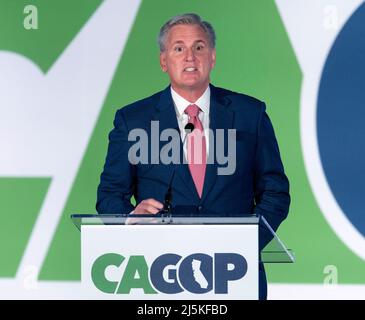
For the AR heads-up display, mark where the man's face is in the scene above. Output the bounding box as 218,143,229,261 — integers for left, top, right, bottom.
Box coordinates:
160,24,216,93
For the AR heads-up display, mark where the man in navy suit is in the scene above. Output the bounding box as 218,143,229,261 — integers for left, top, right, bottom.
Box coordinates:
96,13,290,300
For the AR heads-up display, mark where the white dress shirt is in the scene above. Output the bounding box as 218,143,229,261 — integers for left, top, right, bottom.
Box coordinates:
170,86,210,157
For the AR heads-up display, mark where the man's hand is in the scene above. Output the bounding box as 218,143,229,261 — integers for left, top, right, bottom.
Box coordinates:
125,198,163,225
134,198,163,214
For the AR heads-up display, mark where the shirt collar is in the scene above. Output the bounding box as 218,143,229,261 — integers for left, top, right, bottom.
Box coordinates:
170,85,210,117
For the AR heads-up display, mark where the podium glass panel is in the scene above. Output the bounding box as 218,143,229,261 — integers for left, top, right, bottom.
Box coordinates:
71,213,294,264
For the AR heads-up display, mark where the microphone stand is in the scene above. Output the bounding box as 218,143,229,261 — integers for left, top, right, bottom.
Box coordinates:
161,171,174,223
160,123,194,223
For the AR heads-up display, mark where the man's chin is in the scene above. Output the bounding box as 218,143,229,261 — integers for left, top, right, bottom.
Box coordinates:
180,81,208,91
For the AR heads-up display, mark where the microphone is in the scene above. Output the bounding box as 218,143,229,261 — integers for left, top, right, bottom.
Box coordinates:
161,122,195,218
184,122,194,133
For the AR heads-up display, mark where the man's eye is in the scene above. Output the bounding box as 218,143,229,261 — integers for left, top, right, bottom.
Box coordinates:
174,46,183,52
196,44,204,51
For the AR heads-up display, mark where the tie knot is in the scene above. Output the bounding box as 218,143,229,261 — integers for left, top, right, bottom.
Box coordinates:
184,104,200,118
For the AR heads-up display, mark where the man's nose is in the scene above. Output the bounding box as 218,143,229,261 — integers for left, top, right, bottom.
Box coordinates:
185,48,195,61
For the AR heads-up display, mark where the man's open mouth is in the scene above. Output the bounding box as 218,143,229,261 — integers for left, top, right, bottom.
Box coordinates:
184,67,198,72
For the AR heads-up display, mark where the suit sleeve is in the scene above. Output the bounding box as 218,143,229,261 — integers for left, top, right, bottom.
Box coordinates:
96,109,136,214
253,102,291,252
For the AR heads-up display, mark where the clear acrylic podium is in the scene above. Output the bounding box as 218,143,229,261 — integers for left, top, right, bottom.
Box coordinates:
71,213,294,299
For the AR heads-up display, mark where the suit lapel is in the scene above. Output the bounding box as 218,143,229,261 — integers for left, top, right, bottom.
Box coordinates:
200,84,234,203
153,86,200,201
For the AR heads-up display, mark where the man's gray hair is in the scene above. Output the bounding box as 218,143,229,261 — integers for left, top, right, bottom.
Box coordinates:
158,13,216,52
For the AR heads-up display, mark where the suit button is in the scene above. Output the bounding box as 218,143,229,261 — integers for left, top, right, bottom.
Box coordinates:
198,205,203,211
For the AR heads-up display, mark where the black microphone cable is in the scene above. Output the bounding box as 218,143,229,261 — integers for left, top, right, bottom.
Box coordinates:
161,122,195,220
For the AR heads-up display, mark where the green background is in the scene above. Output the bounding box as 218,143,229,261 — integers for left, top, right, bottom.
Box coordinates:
0,0,363,285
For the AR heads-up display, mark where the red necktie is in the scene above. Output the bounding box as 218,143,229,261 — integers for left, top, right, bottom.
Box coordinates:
184,104,206,198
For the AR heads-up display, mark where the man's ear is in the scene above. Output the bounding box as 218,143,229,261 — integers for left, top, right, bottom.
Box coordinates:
211,48,216,69
160,52,167,72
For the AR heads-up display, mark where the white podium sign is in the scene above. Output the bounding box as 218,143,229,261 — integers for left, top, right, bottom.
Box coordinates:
81,224,258,299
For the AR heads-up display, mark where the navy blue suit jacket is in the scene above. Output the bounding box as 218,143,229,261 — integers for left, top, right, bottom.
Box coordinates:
96,84,290,299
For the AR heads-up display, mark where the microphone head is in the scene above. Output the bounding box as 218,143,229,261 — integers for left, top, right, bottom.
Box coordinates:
184,122,195,134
